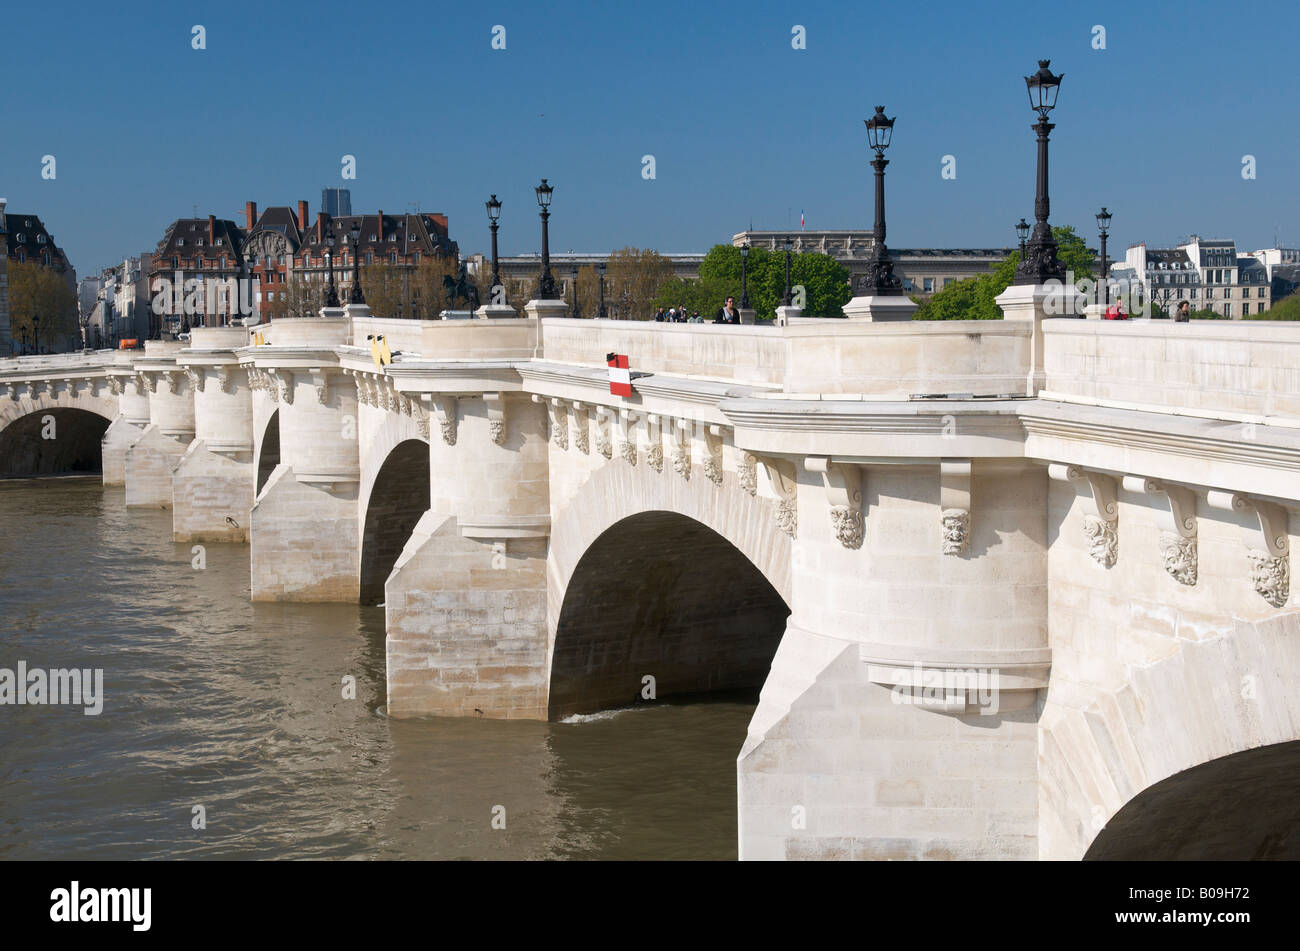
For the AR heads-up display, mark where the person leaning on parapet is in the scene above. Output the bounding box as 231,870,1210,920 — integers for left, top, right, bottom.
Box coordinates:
1104,297,1129,320
654,306,667,322
714,296,740,324
1173,299,1190,323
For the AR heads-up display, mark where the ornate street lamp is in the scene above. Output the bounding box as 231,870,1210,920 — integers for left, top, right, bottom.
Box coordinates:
322,227,341,308
1096,207,1112,307
535,179,557,299
571,266,582,318
596,261,607,319
1016,218,1030,255
486,194,503,302
347,221,365,305
782,236,794,306
1014,59,1065,285
740,242,751,309
858,105,903,295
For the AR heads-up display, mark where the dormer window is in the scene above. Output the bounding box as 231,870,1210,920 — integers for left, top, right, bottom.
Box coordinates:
197,238,205,246
15,233,24,242
37,234,46,244
370,234,377,242
178,238,185,246
389,233,397,242
216,238,223,246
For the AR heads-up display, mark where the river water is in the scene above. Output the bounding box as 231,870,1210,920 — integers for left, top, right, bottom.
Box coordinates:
0,479,752,860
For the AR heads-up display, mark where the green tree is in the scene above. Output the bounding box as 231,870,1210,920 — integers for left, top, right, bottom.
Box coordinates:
1246,291,1300,320
8,259,78,350
916,225,1095,320
651,244,851,320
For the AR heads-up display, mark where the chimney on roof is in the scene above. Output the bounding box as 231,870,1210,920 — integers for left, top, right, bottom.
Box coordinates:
316,212,325,243
297,200,309,231
245,201,257,230
377,210,384,242
208,214,216,244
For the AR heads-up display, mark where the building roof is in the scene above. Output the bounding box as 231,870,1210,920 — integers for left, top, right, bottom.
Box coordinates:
3,212,72,270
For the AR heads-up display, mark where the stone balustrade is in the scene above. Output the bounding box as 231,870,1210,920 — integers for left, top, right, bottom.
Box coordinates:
1043,318,1300,420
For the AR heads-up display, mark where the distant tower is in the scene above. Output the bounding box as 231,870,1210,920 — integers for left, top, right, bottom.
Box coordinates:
0,198,10,354
321,187,352,217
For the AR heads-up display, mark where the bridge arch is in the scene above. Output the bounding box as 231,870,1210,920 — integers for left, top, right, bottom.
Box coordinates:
0,391,116,476
256,410,280,494
547,459,792,718
1040,610,1300,859
360,438,430,606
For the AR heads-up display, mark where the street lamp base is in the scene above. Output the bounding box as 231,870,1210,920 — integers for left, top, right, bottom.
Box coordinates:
842,294,918,321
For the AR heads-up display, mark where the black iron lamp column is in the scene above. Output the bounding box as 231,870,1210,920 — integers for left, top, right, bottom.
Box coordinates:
348,221,366,305
1096,207,1112,307
859,105,903,295
571,266,582,318
323,227,341,308
1016,218,1030,256
781,236,794,306
486,194,503,302
1014,60,1065,285
596,261,607,319
740,242,751,308
33,315,41,354
535,179,557,299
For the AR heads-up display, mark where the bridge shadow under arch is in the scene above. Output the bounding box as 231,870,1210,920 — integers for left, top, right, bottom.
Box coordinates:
360,439,430,606
256,411,280,494
0,408,111,477
1084,740,1300,860
549,511,791,719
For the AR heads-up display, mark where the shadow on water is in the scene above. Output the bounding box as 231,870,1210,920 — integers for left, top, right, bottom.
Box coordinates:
0,480,752,859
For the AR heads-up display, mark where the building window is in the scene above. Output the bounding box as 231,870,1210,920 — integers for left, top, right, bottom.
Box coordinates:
903,277,915,292
15,233,25,242
1225,304,1233,317
1259,287,1266,298
37,234,46,244
923,278,934,292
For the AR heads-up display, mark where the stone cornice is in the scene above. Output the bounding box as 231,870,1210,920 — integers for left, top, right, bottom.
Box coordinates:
384,359,524,394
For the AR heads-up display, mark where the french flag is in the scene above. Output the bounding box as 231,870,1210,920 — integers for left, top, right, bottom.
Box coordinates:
607,353,631,397
800,209,805,230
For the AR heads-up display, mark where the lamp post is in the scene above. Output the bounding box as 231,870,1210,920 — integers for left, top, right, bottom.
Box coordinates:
347,221,365,305
782,236,794,306
535,179,557,299
571,266,582,318
33,315,40,355
858,105,903,295
740,243,751,308
1014,59,1065,286
1096,207,1112,307
322,227,340,308
1016,218,1030,256
596,261,607,319
486,194,503,303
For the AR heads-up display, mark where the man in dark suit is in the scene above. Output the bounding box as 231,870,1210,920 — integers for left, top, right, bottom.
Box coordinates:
714,296,740,324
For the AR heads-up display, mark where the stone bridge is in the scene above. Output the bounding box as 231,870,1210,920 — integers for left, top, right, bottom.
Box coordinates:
4,299,1300,861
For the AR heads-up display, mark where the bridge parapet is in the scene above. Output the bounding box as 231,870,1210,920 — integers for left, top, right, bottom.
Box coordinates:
1043,318,1300,421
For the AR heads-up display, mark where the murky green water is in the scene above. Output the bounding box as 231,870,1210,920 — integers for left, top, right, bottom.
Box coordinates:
0,480,751,859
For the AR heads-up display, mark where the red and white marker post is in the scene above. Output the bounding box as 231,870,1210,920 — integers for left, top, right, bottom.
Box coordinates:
607,353,631,397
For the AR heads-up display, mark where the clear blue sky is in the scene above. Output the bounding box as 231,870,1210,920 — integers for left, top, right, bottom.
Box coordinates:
3,0,1298,275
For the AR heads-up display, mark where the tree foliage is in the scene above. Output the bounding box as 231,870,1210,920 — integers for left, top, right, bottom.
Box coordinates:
8,259,78,348
1246,291,1300,320
650,244,851,320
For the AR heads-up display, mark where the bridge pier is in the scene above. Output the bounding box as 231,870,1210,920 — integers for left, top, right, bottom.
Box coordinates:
101,373,150,486
247,315,360,601
738,459,1049,860
124,343,195,508
172,328,253,542
385,391,551,718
